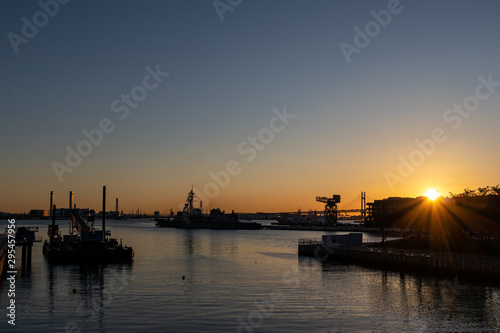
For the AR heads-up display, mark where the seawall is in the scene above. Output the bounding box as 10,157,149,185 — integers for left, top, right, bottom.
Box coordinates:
298,241,500,279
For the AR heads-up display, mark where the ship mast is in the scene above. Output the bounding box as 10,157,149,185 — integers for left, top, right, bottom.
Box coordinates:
185,185,196,214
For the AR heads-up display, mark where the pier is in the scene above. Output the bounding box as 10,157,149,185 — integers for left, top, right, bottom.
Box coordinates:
298,238,500,279
262,225,378,232
15,227,41,270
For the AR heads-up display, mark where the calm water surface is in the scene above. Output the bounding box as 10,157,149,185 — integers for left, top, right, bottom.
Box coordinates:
1,219,500,332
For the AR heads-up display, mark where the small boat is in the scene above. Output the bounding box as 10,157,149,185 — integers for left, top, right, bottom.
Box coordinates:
155,187,261,230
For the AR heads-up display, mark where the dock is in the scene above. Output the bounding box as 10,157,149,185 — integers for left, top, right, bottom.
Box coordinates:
298,238,500,279
15,227,41,270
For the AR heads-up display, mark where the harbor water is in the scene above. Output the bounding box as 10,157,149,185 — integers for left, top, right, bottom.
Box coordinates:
2,219,500,332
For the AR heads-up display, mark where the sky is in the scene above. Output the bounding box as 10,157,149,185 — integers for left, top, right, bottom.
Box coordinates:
1,0,500,214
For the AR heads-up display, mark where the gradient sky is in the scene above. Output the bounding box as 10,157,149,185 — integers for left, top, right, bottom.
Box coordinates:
1,0,500,214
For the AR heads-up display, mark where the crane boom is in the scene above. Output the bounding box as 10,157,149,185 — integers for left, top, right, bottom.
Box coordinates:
316,195,341,226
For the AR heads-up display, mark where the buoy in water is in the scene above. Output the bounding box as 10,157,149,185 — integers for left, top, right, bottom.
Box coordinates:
182,275,185,280
72,289,76,294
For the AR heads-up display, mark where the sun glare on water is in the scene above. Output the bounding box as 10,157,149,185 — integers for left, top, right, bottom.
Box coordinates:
425,188,439,200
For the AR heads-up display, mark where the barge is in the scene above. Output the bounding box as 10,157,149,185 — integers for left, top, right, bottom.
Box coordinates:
43,186,133,264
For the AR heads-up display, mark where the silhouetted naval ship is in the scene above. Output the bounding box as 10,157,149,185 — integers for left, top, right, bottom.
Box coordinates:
43,186,134,264
155,187,261,230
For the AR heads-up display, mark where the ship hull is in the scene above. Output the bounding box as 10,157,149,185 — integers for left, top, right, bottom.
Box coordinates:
43,242,134,264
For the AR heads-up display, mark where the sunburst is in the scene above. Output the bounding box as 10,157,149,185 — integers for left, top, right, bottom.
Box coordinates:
425,188,439,200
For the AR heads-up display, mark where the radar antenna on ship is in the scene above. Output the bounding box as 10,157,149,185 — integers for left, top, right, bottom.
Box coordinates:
185,185,196,214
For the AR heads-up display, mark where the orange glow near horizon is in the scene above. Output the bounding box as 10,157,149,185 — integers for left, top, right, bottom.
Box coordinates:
0,179,489,214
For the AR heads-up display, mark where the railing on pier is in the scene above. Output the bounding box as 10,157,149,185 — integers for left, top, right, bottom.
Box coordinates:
298,237,384,245
363,237,385,244
368,247,500,265
298,238,322,246
299,237,500,265
298,237,500,276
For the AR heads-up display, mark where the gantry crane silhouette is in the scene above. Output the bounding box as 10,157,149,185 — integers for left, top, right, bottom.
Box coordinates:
316,195,341,226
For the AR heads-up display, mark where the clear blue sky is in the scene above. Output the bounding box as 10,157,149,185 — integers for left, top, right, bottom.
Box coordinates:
2,0,500,213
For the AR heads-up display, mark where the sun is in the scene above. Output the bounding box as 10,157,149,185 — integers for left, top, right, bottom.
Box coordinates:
425,188,439,200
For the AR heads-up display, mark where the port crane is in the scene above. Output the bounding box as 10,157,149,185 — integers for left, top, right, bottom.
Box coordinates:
316,195,341,226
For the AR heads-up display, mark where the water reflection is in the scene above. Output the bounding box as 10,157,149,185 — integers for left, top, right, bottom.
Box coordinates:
4,220,500,332
48,265,55,319
208,231,238,257
316,260,500,331
178,229,239,257
45,263,133,332
183,229,195,255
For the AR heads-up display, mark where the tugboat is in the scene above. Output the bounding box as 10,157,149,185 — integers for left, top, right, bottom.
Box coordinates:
43,186,134,264
155,187,261,230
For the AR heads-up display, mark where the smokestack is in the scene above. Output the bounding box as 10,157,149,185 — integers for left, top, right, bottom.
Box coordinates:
51,205,56,245
69,191,74,212
50,191,54,217
102,186,106,241
361,191,366,219
116,198,118,213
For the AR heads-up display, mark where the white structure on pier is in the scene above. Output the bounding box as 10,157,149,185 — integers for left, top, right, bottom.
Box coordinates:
322,233,363,248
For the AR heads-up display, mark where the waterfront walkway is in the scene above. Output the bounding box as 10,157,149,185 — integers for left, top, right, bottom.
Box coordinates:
298,238,500,278
262,225,379,232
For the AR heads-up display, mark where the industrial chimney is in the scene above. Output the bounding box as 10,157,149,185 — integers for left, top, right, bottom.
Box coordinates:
102,186,106,241
50,191,54,217
69,191,74,213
